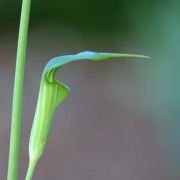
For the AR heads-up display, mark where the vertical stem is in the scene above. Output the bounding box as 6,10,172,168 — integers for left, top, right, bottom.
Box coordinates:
7,0,32,179
25,160,37,180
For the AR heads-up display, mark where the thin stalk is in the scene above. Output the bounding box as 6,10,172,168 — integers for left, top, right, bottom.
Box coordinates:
7,0,32,179
25,160,37,180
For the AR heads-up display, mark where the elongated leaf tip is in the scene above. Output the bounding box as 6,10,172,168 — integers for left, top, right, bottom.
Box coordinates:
76,51,150,60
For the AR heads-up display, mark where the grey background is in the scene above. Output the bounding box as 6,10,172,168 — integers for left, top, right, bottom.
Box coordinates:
0,0,180,179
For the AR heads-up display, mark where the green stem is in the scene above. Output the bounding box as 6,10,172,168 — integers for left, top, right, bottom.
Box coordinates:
25,160,37,180
7,0,32,179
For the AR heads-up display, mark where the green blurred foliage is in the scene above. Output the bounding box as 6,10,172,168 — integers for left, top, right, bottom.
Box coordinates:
0,0,174,34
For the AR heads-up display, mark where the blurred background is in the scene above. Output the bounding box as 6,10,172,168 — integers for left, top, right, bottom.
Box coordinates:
0,0,180,179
